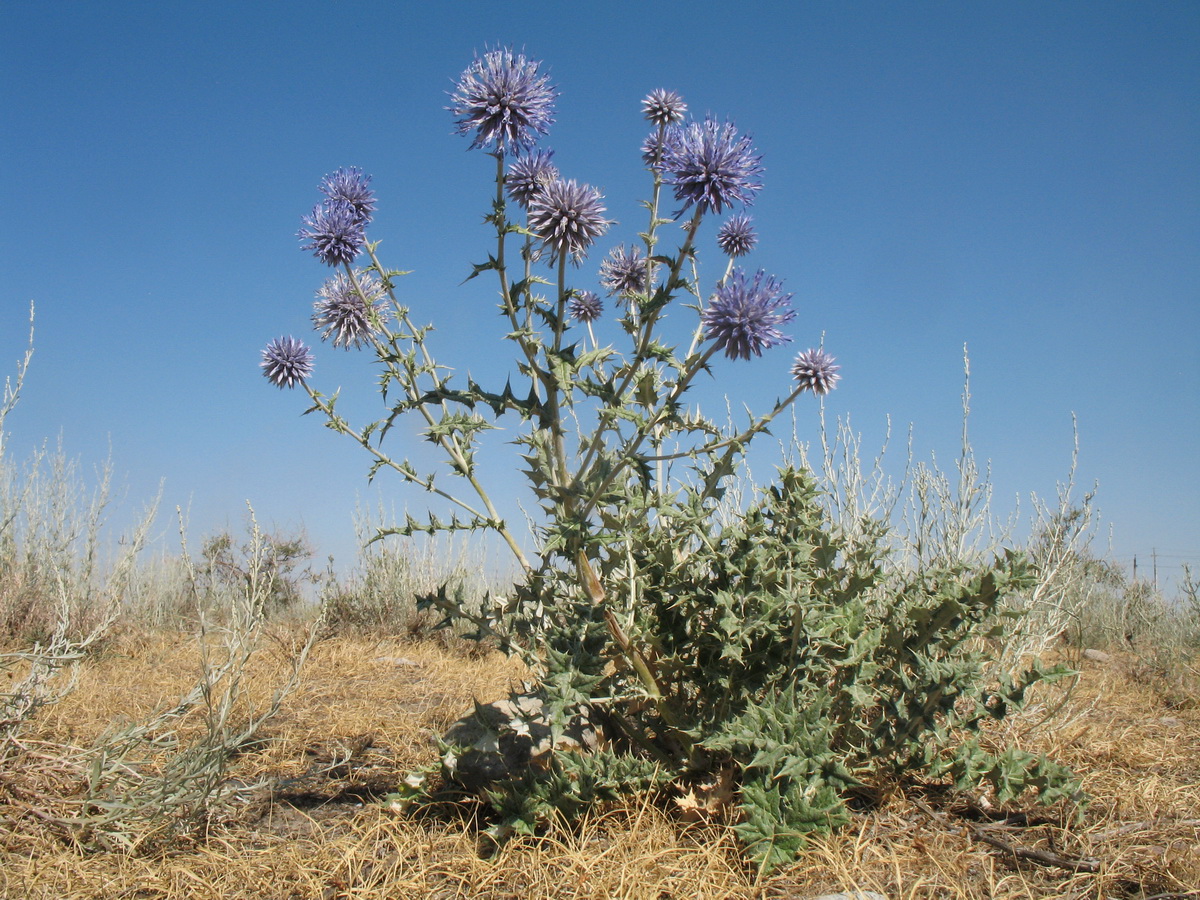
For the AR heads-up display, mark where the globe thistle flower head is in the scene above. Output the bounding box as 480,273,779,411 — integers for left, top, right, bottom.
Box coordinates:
642,88,687,126
598,244,647,296
449,48,556,152
663,117,764,217
506,150,559,209
527,178,609,262
716,214,758,258
791,348,841,395
298,201,365,267
261,336,314,389
319,167,375,225
569,290,603,323
312,271,391,349
701,268,795,361
641,126,681,172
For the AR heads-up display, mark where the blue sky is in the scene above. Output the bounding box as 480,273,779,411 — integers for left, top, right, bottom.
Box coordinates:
2,1,1197,590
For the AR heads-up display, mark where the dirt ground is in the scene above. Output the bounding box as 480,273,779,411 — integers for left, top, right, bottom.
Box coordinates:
2,631,1197,899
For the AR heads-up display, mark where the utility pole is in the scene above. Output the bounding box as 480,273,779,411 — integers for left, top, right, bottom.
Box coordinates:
1133,554,1138,582
1153,548,1158,591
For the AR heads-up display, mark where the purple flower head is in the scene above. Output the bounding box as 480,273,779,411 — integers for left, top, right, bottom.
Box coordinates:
527,178,609,262
791,348,841,395
312,270,390,349
506,150,559,209
598,244,647,296
449,48,556,152
716,214,758,258
641,126,681,172
261,336,314,389
569,290,603,323
701,268,795,360
319,167,375,225
662,117,764,217
642,89,687,126
298,201,365,267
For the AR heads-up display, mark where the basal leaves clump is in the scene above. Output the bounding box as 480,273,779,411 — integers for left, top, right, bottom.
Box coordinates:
260,48,1077,870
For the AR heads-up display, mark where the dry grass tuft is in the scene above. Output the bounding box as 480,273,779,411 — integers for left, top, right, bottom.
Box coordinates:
2,634,1197,899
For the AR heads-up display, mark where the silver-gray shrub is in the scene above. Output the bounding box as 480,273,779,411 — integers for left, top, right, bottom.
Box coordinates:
799,352,1109,677
261,50,1078,870
1,305,158,750
0,310,320,848
322,507,509,635
0,308,158,643
43,508,319,851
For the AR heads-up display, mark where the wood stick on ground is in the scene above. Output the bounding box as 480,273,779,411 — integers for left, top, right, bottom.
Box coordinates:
913,797,1100,874
1091,817,1200,842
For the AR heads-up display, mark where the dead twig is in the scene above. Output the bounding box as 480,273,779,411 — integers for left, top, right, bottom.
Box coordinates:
1090,817,1200,842
965,821,1100,873
913,797,1100,873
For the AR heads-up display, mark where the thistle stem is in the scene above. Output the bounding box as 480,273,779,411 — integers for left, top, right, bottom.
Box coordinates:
572,210,704,492
548,254,574,501
491,152,544,402
346,260,533,575
576,343,720,521
637,384,807,463
302,386,484,520
577,552,691,756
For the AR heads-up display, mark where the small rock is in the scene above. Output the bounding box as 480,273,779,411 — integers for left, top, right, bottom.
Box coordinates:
1083,648,1112,663
441,692,603,793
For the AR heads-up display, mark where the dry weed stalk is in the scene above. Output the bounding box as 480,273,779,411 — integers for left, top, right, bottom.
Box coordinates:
61,504,324,850
1,303,160,756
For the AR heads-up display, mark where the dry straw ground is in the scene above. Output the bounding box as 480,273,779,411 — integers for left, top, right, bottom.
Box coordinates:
2,631,1197,900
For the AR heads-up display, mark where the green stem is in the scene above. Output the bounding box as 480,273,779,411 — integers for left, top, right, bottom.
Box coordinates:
637,384,807,463
576,552,691,757
492,153,544,401
303,387,485,520
575,343,720,521
572,209,704,491
547,254,574,505
344,261,533,575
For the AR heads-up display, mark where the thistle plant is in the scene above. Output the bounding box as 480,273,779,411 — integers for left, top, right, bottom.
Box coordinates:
260,48,1077,869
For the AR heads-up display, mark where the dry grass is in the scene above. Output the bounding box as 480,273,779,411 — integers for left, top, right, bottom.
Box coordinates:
1,633,1197,900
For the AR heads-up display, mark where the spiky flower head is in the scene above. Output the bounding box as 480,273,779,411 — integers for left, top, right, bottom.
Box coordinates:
716,214,758,258
312,271,390,349
641,126,681,171
449,48,556,152
506,150,559,209
298,201,365,267
260,336,314,389
569,290,603,323
701,268,795,360
791,348,841,395
662,117,764,217
527,178,609,262
319,167,375,225
598,244,647,296
642,89,687,126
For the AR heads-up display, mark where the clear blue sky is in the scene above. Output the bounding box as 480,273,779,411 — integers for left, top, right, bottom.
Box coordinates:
2,1,1197,589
